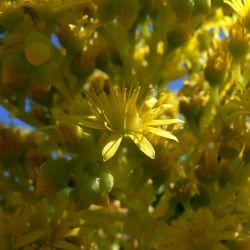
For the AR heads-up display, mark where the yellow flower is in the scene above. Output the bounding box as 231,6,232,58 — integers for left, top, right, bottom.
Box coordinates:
165,208,235,250
64,84,183,161
224,0,250,31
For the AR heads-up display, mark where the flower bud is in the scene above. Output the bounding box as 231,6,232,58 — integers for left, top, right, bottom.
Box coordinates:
204,41,231,86
194,149,221,183
24,32,52,66
171,178,195,202
56,123,84,150
70,53,95,79
99,171,114,193
36,160,70,196
179,95,204,121
229,21,249,61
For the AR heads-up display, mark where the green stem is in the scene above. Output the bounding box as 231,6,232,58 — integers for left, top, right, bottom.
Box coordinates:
234,63,245,89
210,86,220,106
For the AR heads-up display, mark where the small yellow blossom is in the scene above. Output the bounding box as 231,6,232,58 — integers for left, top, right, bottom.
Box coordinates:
165,208,235,250
65,84,183,161
224,0,250,31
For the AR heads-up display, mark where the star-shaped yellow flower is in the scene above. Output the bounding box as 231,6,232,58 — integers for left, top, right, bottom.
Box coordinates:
225,0,250,31
64,84,183,161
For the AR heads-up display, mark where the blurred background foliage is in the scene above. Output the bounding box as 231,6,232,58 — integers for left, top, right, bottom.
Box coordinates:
0,0,250,249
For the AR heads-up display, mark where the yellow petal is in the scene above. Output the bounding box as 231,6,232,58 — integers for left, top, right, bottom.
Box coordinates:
224,0,242,15
129,134,155,159
146,119,184,126
146,127,179,142
61,115,106,130
102,135,123,161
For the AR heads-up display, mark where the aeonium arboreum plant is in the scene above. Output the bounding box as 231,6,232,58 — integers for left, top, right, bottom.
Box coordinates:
60,84,184,161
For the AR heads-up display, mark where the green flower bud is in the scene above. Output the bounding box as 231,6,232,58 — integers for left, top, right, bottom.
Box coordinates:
229,21,249,61
36,160,70,196
179,95,204,121
83,162,114,193
56,123,84,150
171,178,194,202
24,32,52,66
70,53,95,79
57,20,88,54
194,150,221,183
204,41,231,86
99,171,114,193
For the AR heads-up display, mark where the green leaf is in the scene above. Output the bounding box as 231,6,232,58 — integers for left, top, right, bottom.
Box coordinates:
102,135,123,161
16,230,45,247
36,160,70,196
53,240,79,250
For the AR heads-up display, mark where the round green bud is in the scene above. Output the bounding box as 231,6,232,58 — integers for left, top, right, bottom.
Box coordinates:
99,171,114,193
89,176,102,193
24,32,52,66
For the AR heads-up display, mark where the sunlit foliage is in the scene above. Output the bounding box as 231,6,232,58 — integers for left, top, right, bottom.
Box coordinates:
0,0,250,249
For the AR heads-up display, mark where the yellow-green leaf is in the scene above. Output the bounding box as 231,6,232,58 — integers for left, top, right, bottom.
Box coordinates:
53,240,79,250
16,230,45,247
